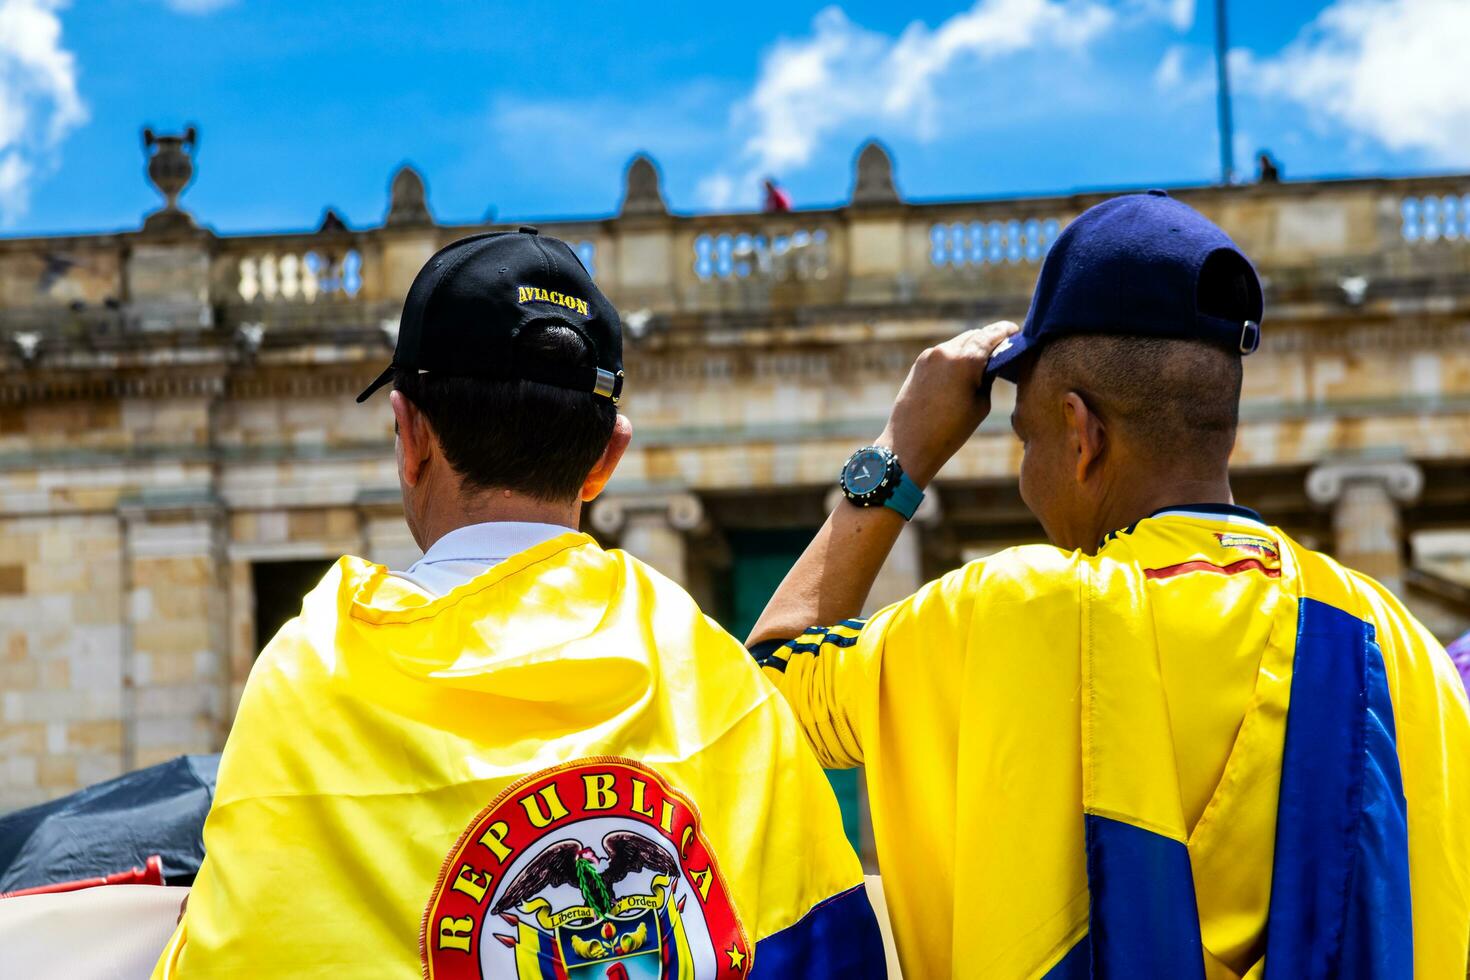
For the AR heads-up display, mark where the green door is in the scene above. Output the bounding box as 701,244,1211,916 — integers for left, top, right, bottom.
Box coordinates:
722,530,863,856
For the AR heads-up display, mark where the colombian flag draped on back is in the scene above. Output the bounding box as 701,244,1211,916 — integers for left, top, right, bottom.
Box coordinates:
154,532,882,979
760,508,1470,978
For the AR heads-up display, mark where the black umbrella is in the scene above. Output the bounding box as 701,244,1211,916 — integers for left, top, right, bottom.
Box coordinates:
0,754,218,893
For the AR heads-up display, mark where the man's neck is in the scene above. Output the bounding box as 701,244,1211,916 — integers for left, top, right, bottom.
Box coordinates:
413,494,580,555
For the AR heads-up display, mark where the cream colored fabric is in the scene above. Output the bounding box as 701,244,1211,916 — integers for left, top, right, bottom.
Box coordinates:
865,875,904,979
0,885,186,979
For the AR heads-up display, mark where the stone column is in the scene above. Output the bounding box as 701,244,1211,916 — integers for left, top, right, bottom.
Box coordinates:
590,493,704,588
824,487,941,613
120,502,231,770
0,514,126,809
1306,460,1423,596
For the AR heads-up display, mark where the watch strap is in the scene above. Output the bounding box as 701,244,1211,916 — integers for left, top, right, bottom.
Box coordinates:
882,471,925,521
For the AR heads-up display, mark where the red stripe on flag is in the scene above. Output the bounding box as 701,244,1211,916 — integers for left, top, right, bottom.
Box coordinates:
1145,558,1282,581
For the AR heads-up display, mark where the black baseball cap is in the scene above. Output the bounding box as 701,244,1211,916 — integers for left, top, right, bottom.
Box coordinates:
985,190,1264,382
357,227,624,404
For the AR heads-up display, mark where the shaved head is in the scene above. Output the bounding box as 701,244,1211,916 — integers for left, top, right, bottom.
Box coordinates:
1035,334,1242,465
1012,334,1243,551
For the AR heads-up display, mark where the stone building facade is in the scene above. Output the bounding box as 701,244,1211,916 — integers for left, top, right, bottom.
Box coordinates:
2,135,1469,865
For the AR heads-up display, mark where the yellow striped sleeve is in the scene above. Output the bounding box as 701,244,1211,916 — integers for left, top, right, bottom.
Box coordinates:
755,560,987,770
755,618,873,768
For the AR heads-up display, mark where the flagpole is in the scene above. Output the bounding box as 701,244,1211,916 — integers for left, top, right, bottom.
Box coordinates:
1214,0,1237,183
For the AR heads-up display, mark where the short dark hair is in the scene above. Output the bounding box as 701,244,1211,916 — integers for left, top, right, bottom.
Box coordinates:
392,324,617,502
1037,334,1242,464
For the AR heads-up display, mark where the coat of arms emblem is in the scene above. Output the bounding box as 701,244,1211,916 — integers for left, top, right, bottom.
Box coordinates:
422,758,750,980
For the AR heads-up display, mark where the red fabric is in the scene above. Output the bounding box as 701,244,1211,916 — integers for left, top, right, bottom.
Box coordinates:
1144,558,1281,581
764,183,793,213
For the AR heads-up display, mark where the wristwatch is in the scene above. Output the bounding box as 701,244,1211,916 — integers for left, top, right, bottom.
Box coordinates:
839,446,925,521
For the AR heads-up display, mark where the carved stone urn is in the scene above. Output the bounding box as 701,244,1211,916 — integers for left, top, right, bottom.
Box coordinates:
142,126,198,232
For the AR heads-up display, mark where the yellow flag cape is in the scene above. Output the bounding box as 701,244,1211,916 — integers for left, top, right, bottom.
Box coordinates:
155,532,882,978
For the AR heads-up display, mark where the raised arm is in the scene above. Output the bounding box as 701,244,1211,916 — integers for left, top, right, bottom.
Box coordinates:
746,321,1018,647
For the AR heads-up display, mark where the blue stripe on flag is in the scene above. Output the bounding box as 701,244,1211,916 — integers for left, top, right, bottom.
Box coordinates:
749,883,886,978
1084,814,1205,978
1040,937,1091,978
1264,598,1412,979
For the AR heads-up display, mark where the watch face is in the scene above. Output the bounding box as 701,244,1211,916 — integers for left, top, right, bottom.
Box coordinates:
844,448,889,495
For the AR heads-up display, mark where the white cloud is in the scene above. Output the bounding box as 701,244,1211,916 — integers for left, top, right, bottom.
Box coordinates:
1243,0,1470,165
1166,0,1195,31
0,153,31,206
1151,43,1219,104
696,173,737,210
1125,0,1195,31
703,0,1118,207
160,0,237,12
1153,44,1186,90
0,0,86,223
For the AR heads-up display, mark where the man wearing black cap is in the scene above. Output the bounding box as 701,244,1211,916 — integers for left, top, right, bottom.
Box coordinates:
747,193,1470,978
156,230,885,978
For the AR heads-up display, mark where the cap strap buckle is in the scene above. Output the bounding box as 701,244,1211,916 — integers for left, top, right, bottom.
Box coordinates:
594,369,625,405
1239,320,1261,355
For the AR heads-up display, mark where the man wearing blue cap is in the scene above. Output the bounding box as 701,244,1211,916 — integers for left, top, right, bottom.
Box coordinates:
748,192,1470,979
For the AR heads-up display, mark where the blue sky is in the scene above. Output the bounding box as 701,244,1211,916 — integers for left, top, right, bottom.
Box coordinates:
1,0,1466,235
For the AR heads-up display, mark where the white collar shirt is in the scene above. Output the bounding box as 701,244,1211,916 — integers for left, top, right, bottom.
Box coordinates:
390,521,574,597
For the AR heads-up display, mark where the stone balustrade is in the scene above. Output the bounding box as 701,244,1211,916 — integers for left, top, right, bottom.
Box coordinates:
2,143,1469,358
231,249,363,304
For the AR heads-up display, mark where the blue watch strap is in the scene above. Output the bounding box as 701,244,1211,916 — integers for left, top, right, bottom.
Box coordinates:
882,472,925,521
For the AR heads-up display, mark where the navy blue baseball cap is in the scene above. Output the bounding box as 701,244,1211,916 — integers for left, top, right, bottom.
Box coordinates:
357,227,623,404
985,190,1263,382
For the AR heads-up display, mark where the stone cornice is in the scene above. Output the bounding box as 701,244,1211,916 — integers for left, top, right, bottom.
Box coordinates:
2,395,1468,476
4,310,1470,402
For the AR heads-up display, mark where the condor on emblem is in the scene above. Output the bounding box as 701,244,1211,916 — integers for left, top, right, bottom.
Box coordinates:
423,758,750,979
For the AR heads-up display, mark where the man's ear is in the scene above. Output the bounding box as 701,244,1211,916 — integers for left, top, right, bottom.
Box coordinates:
1062,391,1107,484
390,389,434,488
581,414,633,502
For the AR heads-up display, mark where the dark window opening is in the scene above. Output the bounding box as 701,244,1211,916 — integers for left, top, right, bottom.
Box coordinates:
251,559,335,654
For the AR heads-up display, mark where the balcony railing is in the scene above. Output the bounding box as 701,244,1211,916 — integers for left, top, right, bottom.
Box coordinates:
2,166,1469,348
